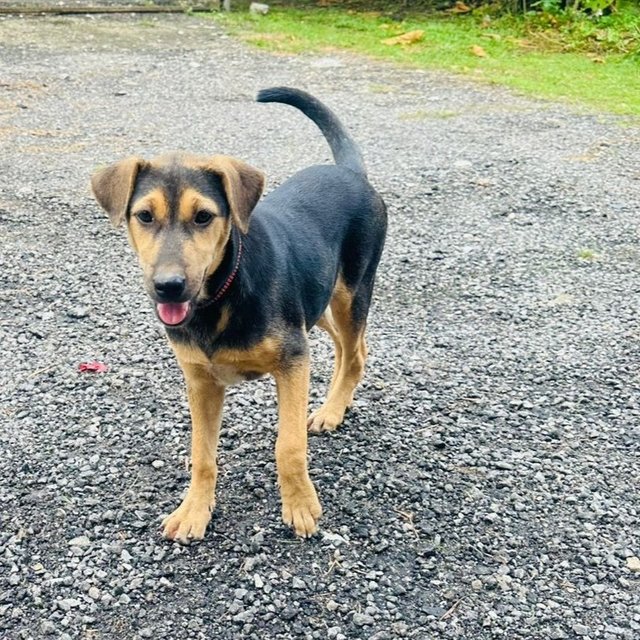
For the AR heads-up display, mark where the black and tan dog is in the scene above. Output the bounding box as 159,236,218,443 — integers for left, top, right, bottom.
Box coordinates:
91,88,387,542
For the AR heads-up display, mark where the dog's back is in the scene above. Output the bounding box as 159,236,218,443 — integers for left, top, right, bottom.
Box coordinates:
254,88,387,329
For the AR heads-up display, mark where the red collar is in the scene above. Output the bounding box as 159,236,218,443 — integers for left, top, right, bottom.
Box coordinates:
211,237,242,303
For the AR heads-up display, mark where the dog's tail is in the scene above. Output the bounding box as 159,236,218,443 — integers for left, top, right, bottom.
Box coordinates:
256,87,366,175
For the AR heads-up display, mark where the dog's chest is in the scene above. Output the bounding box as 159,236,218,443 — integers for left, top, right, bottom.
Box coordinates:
169,338,277,385
206,363,253,386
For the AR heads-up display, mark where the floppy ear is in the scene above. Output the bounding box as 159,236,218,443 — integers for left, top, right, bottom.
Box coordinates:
206,155,265,234
91,157,144,227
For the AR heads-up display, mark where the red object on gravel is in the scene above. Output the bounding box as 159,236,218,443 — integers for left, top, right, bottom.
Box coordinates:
78,361,108,373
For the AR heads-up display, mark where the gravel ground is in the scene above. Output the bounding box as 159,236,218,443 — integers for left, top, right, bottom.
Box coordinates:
1,13,639,640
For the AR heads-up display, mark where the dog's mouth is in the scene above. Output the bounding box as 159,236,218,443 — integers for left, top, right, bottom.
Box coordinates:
156,301,192,327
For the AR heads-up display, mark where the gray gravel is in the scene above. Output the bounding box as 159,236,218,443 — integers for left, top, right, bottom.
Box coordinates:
1,12,640,640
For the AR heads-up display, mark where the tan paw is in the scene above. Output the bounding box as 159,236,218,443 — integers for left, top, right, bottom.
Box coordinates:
307,404,346,433
281,483,322,538
161,494,214,544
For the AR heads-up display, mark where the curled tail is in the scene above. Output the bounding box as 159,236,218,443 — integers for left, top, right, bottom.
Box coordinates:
256,87,366,175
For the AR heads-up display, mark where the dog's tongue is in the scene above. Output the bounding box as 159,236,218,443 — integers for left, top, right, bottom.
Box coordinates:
157,302,190,326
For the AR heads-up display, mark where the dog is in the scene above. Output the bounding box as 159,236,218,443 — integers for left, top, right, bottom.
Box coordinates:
90,87,387,542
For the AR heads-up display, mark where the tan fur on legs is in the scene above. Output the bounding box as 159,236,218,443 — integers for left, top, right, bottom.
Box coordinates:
273,357,322,537
162,362,225,543
316,307,343,396
308,281,367,433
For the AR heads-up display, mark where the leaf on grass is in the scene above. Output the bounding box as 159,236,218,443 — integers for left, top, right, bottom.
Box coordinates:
471,44,488,58
78,361,108,373
382,30,424,47
450,1,472,13
515,38,534,50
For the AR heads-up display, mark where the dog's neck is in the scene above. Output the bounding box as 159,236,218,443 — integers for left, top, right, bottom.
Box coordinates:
203,226,243,305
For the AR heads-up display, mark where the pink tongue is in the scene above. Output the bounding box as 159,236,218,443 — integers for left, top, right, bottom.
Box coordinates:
157,302,190,326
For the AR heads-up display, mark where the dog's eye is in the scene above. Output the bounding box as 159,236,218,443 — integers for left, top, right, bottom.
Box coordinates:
194,210,214,226
136,210,153,225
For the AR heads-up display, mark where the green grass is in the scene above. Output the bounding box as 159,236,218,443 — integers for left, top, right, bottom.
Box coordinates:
209,6,640,116
577,247,601,260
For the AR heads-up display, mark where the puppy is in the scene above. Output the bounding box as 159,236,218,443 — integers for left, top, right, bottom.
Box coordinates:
91,88,387,542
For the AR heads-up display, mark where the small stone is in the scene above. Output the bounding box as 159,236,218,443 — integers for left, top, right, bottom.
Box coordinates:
68,536,91,548
249,2,269,15
58,598,80,612
250,530,264,550
573,623,590,636
321,531,349,546
139,629,153,638
242,556,260,572
353,612,375,626
67,306,89,319
292,576,306,589
40,621,55,635
326,600,339,612
88,586,101,600
626,556,640,572
280,605,298,621
151,460,165,469
233,610,253,623
254,574,264,589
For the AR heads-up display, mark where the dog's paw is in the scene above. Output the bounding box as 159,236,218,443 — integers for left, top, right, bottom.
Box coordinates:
307,404,345,433
161,494,215,544
281,483,322,538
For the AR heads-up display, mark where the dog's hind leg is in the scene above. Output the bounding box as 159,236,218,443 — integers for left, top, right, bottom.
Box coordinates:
316,306,343,397
308,280,369,432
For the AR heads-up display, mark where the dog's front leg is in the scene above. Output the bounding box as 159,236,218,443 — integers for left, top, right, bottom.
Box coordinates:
274,357,322,537
162,363,224,543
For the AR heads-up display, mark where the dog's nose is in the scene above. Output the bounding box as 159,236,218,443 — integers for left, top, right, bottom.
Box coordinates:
154,275,186,301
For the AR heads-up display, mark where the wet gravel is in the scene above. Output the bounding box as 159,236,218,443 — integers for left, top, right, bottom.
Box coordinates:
1,12,639,640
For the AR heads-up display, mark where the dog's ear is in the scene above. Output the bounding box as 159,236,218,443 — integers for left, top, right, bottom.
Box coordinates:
206,155,265,234
91,157,145,227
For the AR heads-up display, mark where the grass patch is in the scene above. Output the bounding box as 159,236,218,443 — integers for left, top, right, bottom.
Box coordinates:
209,5,640,116
577,247,601,261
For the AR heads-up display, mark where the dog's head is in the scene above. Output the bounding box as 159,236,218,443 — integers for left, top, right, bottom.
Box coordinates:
91,153,264,327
